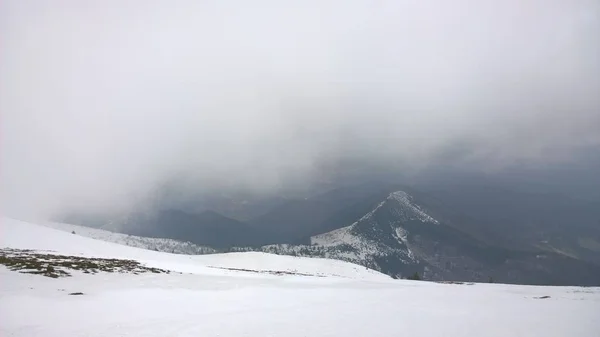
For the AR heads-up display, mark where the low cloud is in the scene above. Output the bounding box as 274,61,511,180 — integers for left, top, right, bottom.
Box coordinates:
1,0,599,218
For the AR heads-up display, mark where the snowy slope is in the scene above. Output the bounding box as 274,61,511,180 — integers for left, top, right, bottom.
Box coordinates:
1,217,388,280
387,191,439,223
311,190,436,254
312,190,437,247
259,191,429,275
42,221,217,255
1,216,600,337
40,221,376,278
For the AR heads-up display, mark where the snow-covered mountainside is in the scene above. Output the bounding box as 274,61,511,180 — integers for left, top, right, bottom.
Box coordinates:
42,221,217,255
2,216,599,337
258,190,434,277
310,190,436,262
255,191,600,285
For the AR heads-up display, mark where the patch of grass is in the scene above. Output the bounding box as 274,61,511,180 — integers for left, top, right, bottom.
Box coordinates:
0,248,170,278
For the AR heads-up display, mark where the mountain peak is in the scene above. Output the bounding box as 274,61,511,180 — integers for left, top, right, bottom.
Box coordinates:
386,191,439,224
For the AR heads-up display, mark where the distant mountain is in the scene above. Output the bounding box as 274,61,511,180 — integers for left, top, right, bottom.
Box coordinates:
62,209,269,249
248,182,396,243
413,185,600,264
248,199,339,243
252,190,600,286
177,195,289,222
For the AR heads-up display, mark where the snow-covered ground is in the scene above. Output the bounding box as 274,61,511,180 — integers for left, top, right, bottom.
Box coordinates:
2,217,599,337
1,218,385,280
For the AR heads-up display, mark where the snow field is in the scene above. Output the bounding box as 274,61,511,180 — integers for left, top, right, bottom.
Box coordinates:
1,216,599,337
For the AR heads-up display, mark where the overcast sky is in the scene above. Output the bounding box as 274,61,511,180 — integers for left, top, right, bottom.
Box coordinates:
1,0,599,218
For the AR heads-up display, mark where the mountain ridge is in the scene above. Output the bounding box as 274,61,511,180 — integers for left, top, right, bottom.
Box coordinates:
253,189,600,285
57,183,600,285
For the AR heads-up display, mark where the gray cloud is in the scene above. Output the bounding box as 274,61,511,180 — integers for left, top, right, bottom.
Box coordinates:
1,0,599,218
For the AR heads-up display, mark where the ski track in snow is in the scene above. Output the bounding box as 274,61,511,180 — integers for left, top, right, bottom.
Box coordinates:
2,217,600,337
